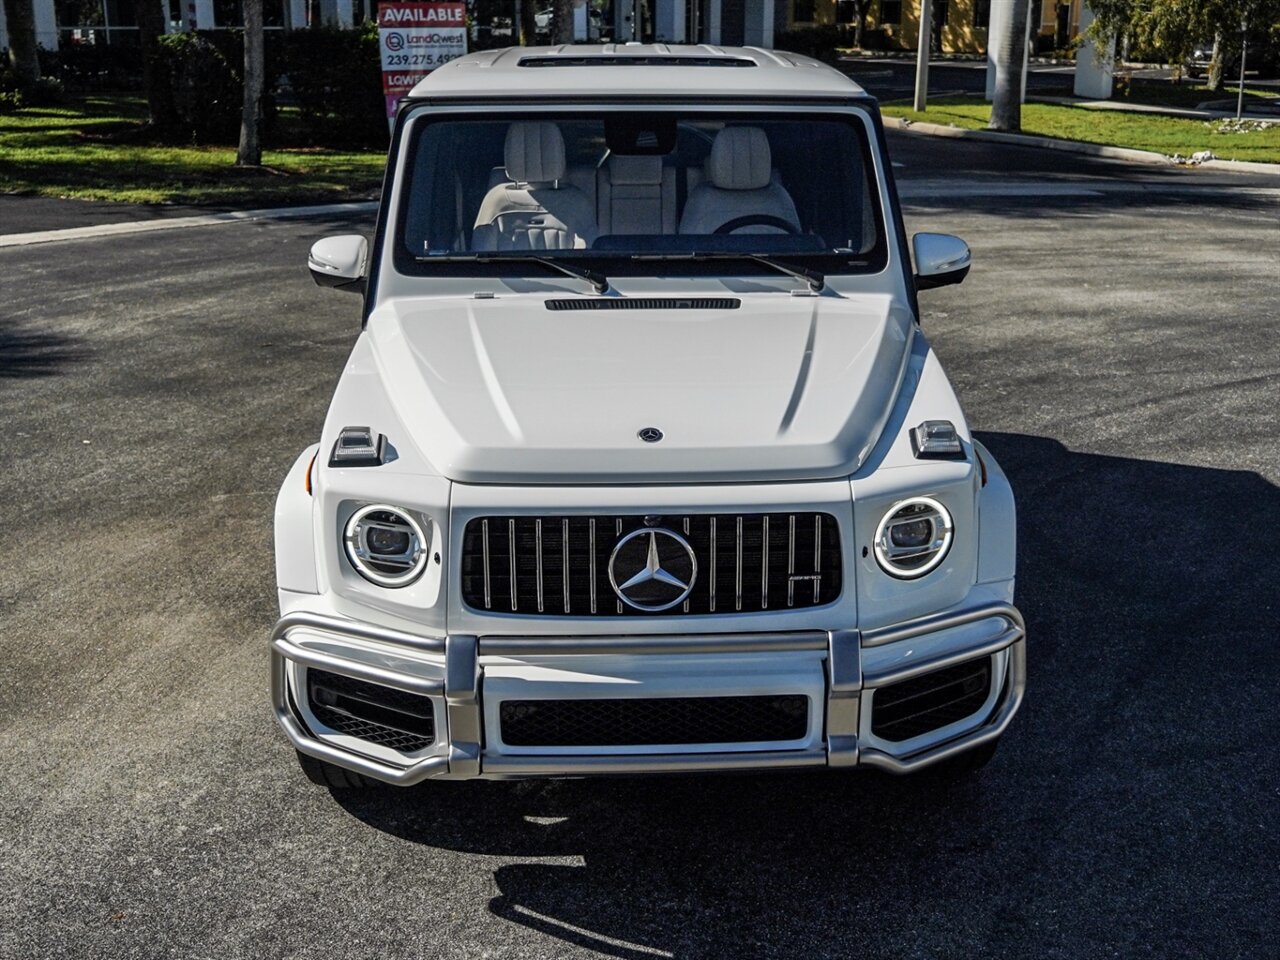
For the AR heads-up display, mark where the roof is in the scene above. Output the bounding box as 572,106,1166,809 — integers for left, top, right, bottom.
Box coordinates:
409,45,868,101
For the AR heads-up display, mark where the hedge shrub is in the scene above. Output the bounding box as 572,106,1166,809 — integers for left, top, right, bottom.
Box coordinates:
281,22,386,148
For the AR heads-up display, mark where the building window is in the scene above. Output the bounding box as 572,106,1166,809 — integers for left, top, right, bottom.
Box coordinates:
935,0,949,26
974,0,991,28
879,0,901,26
793,0,816,22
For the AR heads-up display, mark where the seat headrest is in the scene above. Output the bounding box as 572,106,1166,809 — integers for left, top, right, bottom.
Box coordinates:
708,127,772,191
505,122,566,184
608,155,664,186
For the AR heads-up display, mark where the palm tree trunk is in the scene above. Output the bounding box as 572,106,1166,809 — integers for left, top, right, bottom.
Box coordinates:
1207,31,1224,92
237,0,264,166
989,0,1029,132
1,0,42,88
134,0,176,130
552,0,574,43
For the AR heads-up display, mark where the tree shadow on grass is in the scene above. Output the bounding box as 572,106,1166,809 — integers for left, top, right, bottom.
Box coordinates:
0,316,87,378
332,433,1280,958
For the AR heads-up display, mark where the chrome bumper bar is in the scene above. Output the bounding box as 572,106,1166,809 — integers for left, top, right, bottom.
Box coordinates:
271,603,1025,783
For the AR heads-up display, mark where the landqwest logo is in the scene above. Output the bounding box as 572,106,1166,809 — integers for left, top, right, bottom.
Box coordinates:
384,31,405,50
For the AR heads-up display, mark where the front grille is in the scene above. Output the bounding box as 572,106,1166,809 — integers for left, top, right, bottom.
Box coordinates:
870,657,992,742
306,669,436,753
461,513,842,616
499,695,809,747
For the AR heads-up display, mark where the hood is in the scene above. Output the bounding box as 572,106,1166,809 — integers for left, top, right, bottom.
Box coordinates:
368,294,914,484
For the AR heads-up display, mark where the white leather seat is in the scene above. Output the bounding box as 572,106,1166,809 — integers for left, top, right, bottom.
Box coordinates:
678,127,800,236
472,122,597,251
596,155,677,235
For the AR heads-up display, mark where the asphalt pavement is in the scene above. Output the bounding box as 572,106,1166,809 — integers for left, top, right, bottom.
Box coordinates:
1,136,1278,959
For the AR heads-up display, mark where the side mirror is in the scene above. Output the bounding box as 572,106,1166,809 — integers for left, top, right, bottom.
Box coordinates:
308,235,368,293
913,233,971,290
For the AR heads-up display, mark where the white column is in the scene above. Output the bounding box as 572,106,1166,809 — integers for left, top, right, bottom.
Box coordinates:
35,0,59,49
573,0,589,39
190,0,216,29
742,0,766,46
761,0,773,47
707,0,721,44
283,0,308,29
1072,4,1113,98
655,0,686,42
0,2,9,51
319,0,354,27
985,0,1030,102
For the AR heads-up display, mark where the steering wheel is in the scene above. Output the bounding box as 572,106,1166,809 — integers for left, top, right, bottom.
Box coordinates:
713,215,801,235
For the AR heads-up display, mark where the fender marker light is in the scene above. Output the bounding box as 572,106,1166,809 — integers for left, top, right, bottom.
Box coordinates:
329,426,386,467
910,420,964,459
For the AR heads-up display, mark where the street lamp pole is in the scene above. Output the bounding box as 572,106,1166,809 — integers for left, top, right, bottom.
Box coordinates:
1236,19,1248,122
914,0,934,112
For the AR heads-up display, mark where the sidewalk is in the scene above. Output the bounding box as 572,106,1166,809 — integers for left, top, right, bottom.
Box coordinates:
1031,94,1280,123
0,195,226,236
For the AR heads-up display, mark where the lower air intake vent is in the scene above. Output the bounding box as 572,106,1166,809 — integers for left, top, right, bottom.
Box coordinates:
500,695,809,747
544,297,740,311
870,658,992,742
307,669,436,752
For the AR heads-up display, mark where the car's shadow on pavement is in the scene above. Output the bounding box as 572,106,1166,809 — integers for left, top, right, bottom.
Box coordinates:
333,432,1280,957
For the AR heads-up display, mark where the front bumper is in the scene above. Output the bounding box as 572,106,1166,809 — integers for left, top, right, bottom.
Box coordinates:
271,602,1025,784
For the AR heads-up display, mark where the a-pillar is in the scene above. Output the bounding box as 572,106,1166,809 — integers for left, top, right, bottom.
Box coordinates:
1072,4,1113,98
985,0,1031,103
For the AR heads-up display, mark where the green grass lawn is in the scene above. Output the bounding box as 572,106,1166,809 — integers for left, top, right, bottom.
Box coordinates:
883,97,1280,164
1114,77,1279,109
0,96,387,206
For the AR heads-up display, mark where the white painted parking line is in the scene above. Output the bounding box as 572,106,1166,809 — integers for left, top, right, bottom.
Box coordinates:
0,200,379,248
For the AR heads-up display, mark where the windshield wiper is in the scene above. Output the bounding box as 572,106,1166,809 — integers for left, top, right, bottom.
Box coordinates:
416,253,609,294
631,252,824,293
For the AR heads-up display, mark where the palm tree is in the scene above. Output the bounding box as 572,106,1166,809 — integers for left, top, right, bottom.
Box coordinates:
237,0,265,166
552,0,574,43
989,0,1030,132
2,0,42,88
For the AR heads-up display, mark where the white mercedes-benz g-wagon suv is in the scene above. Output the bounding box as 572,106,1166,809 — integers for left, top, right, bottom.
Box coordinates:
273,45,1024,789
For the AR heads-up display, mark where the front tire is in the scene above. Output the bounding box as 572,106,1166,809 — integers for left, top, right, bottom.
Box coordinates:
295,750,379,789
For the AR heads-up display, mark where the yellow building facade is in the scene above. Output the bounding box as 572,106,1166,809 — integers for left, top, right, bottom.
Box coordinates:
786,0,1085,56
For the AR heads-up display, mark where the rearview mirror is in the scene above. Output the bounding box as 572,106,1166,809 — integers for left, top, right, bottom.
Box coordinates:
309,235,368,293
913,233,971,290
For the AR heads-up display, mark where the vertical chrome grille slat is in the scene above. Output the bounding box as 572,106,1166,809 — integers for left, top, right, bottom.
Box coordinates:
787,514,796,608
562,518,570,614
813,514,822,604
535,518,544,613
710,517,718,613
482,518,492,610
735,515,743,612
508,518,518,612
589,518,597,615
761,516,770,609
462,513,839,616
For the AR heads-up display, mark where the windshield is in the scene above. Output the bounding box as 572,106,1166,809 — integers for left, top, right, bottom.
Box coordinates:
394,110,888,280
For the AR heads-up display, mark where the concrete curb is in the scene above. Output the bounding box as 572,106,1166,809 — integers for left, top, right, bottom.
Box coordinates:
882,117,1280,175
0,200,378,248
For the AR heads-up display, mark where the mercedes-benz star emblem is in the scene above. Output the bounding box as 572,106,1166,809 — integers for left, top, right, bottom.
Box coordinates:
637,427,664,443
608,528,697,612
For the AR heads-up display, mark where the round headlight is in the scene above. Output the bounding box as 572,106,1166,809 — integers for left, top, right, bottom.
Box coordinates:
344,504,428,587
874,496,953,579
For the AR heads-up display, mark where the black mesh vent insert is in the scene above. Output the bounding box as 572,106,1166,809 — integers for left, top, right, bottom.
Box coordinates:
461,513,842,616
544,298,740,311
307,669,436,753
500,695,809,746
871,658,992,742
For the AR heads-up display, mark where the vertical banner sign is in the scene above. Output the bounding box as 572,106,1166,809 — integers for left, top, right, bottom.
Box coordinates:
378,3,467,128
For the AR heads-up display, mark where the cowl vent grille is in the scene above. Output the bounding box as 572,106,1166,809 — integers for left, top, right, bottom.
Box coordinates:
545,297,740,311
